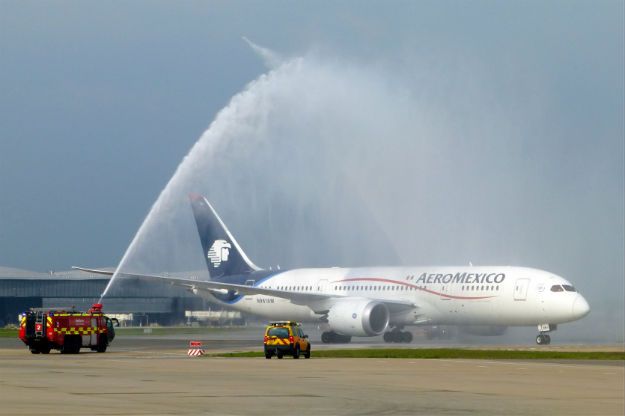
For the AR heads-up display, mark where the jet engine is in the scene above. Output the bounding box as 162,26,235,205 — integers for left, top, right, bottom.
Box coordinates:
327,299,389,336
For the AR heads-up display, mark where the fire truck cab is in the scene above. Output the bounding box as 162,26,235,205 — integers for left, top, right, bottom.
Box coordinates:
19,303,118,354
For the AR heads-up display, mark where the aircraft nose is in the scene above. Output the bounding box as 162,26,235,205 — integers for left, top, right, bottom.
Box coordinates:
572,295,590,318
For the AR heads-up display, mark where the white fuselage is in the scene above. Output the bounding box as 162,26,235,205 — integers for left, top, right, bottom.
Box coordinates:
209,266,590,328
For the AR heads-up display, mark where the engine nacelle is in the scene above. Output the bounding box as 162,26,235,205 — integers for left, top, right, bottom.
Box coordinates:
327,299,389,336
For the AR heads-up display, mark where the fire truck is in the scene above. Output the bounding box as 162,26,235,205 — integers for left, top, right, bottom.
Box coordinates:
19,303,118,354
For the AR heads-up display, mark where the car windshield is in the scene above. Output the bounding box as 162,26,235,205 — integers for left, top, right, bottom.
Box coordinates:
562,285,576,292
268,327,290,338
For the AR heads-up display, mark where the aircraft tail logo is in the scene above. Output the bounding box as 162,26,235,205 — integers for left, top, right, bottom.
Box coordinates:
207,239,232,268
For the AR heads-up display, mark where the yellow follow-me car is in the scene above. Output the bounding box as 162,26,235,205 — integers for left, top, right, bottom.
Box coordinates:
263,321,311,359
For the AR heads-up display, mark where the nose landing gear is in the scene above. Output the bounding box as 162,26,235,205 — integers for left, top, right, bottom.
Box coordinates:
535,323,556,345
536,333,551,345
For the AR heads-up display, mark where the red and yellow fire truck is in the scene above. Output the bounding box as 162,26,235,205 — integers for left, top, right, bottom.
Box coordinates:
19,303,118,354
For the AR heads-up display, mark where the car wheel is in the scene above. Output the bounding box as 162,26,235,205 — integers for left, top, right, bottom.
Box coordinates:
293,345,300,359
277,352,283,359
304,345,311,359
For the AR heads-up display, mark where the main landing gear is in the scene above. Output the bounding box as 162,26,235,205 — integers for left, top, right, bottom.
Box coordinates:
383,328,413,343
321,331,352,344
535,323,556,345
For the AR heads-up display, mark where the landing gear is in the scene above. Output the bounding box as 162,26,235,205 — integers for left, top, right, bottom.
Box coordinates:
321,331,352,344
536,334,551,345
383,328,413,343
535,324,555,345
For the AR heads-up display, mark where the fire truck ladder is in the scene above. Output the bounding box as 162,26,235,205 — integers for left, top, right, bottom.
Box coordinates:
35,311,45,338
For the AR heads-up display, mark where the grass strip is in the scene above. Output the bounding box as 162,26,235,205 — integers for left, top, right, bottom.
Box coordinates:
0,328,18,338
211,348,625,360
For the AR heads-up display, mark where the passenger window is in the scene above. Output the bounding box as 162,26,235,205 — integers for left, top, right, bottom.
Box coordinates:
550,285,564,292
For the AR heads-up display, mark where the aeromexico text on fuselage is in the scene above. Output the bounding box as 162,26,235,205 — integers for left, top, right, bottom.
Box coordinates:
411,272,506,285
209,270,507,303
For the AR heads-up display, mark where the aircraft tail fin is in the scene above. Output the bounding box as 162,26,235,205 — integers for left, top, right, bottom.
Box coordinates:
189,194,260,278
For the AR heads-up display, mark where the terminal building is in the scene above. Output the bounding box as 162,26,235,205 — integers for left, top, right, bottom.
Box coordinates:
0,266,226,327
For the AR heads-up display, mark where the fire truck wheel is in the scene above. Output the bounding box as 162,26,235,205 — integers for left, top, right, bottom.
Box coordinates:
30,348,40,354
96,335,107,353
62,336,81,354
40,345,51,354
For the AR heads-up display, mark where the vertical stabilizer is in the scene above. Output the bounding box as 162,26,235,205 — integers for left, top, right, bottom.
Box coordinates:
189,194,260,278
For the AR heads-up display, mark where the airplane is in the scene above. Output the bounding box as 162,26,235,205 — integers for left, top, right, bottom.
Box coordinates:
75,193,590,345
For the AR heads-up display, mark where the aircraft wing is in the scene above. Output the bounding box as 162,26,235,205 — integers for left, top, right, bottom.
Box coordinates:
72,266,416,314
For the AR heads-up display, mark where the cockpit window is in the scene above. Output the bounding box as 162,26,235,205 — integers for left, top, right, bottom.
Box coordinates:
550,285,564,292
562,285,576,292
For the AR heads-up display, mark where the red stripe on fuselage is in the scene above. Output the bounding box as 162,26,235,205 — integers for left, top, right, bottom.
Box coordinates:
333,277,496,300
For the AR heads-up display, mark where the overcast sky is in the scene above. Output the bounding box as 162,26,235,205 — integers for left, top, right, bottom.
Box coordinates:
1,1,623,337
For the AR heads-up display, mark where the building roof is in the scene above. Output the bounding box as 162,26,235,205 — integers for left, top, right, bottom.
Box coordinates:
0,266,113,280
0,266,209,281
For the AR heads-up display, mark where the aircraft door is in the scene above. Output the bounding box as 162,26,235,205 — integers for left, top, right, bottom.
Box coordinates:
513,279,530,301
